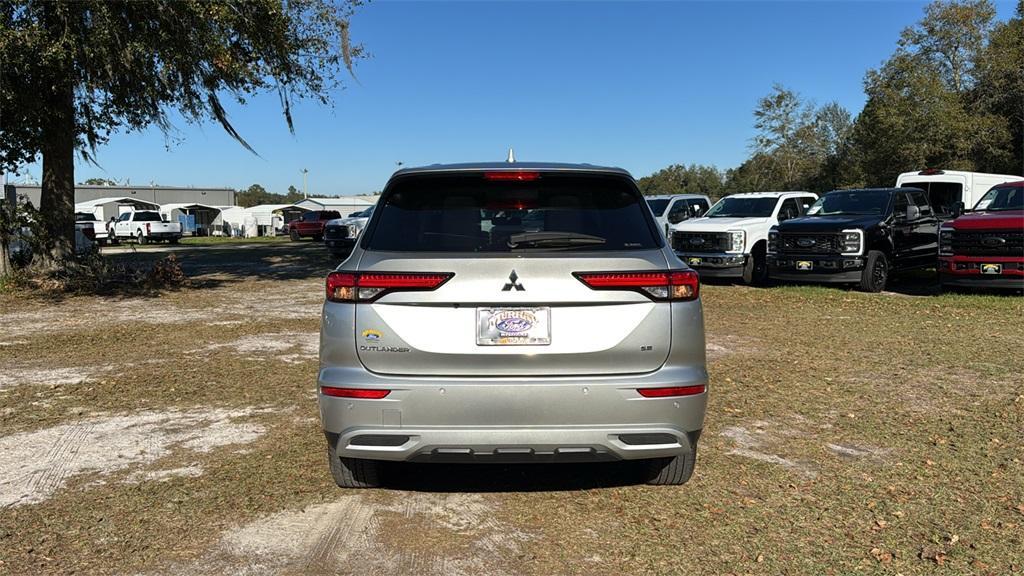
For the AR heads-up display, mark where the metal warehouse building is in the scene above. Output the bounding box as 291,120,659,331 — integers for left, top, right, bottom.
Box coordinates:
13,184,235,208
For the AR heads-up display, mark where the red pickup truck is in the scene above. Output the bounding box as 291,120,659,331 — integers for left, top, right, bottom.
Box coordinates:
289,210,341,241
939,180,1023,290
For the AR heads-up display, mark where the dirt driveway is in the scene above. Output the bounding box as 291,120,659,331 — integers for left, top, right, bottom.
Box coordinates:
1,243,1022,575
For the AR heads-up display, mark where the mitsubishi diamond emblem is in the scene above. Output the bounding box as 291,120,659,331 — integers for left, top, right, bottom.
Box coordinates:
502,269,525,291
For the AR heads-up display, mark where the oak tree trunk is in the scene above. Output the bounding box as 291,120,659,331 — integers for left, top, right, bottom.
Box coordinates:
37,74,76,268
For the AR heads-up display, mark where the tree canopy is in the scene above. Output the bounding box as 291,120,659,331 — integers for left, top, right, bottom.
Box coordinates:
640,0,1021,195
0,0,364,265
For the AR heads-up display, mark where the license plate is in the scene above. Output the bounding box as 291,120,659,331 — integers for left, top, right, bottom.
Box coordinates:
796,260,813,271
981,263,1002,275
688,257,702,266
477,307,551,346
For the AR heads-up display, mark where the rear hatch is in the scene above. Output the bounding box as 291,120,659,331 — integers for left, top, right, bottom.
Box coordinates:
352,169,673,377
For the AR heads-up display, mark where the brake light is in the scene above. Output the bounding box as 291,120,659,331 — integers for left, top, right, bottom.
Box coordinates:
321,386,391,399
637,385,706,398
146,223,151,234
326,271,453,303
918,168,945,175
485,199,539,210
574,270,699,301
484,171,540,181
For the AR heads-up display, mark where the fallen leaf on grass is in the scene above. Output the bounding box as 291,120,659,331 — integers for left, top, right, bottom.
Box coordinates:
870,547,893,564
920,545,948,565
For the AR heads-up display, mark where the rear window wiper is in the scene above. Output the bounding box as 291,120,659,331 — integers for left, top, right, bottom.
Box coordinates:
507,231,607,248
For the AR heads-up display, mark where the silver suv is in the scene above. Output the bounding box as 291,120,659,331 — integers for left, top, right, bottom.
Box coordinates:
318,162,708,487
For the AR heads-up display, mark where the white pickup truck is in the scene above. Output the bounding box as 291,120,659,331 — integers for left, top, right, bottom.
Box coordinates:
670,191,817,285
111,210,182,244
646,194,712,238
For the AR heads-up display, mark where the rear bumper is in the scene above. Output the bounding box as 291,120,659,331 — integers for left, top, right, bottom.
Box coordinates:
768,254,864,283
147,232,181,239
318,366,707,462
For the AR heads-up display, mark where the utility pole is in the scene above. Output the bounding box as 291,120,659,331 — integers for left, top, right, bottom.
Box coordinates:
301,168,309,199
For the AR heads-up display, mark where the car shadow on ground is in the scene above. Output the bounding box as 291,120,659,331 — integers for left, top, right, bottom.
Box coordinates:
381,460,652,492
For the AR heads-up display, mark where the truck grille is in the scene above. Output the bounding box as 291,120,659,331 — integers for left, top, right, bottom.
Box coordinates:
324,225,350,240
951,230,1024,256
779,233,842,254
672,231,729,252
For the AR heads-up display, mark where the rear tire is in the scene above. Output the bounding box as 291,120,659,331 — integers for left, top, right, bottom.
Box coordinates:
742,245,769,286
645,447,696,486
859,250,888,292
327,444,382,488
136,230,147,245
290,229,301,242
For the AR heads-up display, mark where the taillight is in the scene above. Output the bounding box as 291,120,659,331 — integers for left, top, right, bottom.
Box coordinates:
326,271,453,303
637,385,706,398
484,171,540,181
320,386,391,399
574,270,699,301
146,223,151,234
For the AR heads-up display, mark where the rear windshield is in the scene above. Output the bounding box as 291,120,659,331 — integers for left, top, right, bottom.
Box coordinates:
364,173,660,252
133,212,163,222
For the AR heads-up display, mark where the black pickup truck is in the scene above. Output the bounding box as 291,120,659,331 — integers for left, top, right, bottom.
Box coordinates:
767,188,939,292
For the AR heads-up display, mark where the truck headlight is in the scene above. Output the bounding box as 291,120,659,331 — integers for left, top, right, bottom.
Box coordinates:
767,230,779,254
841,229,863,255
939,229,953,256
728,230,745,253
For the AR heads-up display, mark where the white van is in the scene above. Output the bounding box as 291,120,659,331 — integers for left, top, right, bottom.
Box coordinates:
895,169,1021,217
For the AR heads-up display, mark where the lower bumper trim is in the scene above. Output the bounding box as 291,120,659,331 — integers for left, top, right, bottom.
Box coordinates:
327,426,696,463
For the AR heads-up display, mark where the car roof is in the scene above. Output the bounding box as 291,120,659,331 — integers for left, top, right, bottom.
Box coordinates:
824,187,917,195
392,162,632,178
725,191,815,198
645,194,709,200
993,180,1024,188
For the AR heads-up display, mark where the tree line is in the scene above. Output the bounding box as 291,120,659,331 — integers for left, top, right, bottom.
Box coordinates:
638,0,1023,201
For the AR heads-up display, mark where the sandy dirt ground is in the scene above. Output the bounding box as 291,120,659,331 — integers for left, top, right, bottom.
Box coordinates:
1,242,1021,576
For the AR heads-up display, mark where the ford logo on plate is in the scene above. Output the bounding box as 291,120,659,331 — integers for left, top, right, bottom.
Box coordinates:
689,237,705,245
496,317,532,333
797,238,816,248
981,237,1006,247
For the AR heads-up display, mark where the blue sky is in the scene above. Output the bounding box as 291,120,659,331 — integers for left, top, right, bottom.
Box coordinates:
14,1,1020,196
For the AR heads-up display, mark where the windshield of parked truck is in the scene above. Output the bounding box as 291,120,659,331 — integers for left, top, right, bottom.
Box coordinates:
646,198,669,216
806,190,891,216
974,186,1023,211
705,196,777,218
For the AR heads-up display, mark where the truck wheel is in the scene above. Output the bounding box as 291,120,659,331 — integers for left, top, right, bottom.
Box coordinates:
742,245,769,286
327,444,382,488
136,230,147,245
290,230,301,242
645,447,696,486
859,250,888,292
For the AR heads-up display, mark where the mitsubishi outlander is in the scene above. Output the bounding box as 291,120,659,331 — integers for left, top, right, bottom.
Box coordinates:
318,162,708,487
